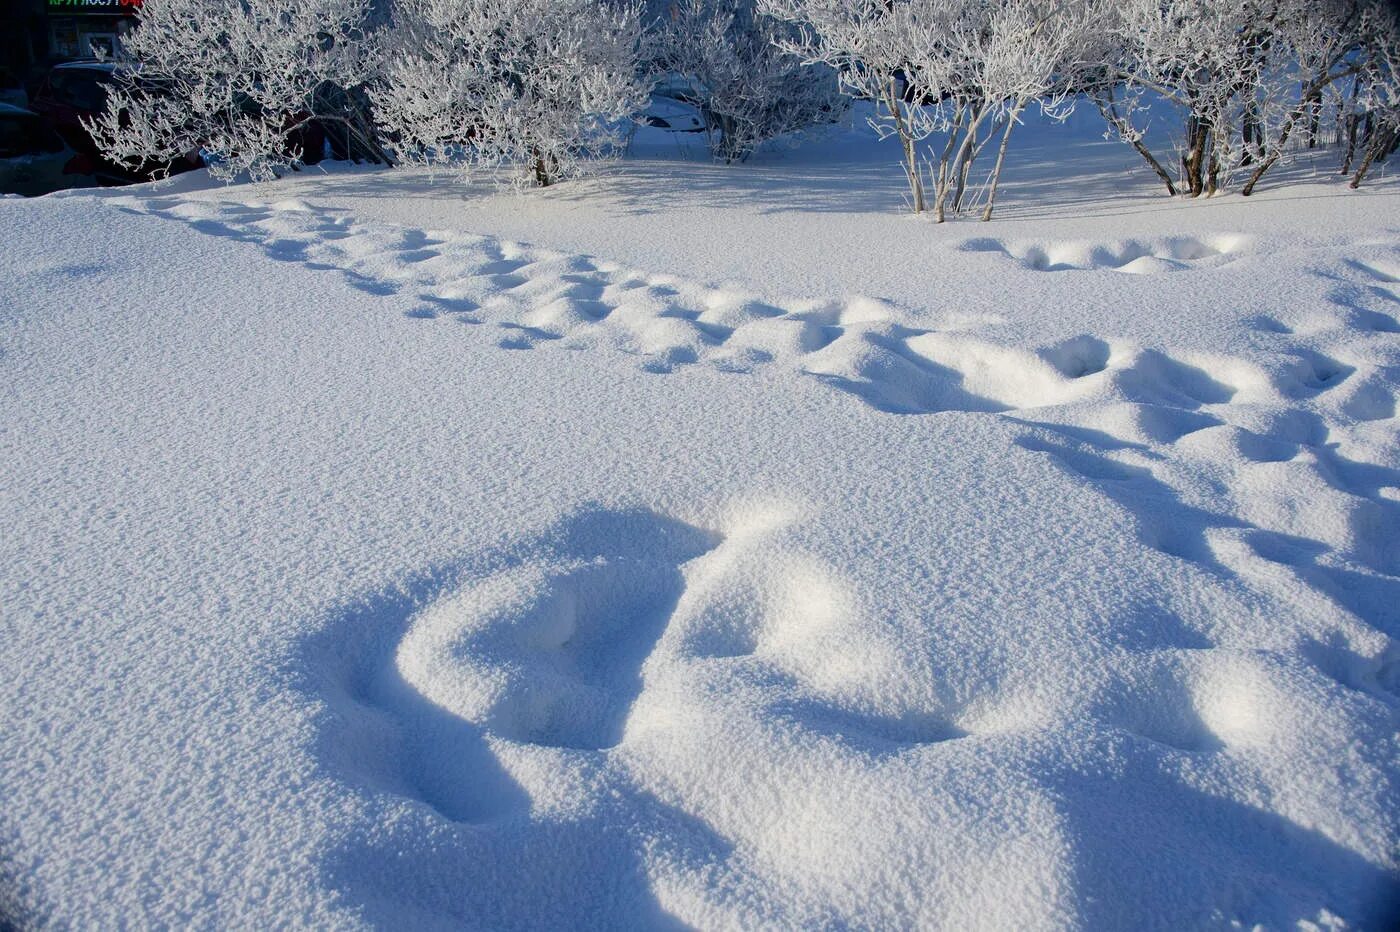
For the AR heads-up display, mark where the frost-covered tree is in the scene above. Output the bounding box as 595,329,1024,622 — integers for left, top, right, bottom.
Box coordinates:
759,0,940,213
1241,0,1398,194
650,0,847,163
920,0,1101,221
762,0,1099,220
372,0,647,187
86,0,387,182
1346,6,1400,189
1092,0,1269,197
1094,0,1392,198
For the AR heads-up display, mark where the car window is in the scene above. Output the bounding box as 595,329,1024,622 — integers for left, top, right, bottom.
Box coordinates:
62,73,110,111
0,115,64,157
46,71,110,111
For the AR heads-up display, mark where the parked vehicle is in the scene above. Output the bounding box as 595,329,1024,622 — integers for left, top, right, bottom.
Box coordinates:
0,102,96,196
635,93,706,133
27,60,208,183
27,61,116,153
651,73,708,107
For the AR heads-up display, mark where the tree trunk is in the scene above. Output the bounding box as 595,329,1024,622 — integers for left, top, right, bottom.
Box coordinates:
1383,129,1400,161
1205,104,1225,196
1351,129,1397,189
1243,64,1360,196
950,113,981,214
1306,90,1321,149
903,130,923,212
930,104,969,222
981,102,1023,222
1094,93,1176,195
1182,112,1209,198
1350,142,1379,189
882,76,924,214
1341,77,1362,175
1241,101,1262,166
934,104,991,221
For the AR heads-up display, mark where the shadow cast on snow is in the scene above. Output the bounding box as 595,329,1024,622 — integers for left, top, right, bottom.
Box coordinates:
1040,739,1400,929
289,505,728,929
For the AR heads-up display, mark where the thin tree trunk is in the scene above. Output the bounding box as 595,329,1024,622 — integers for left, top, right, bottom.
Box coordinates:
1243,65,1359,195
932,102,967,212
1350,143,1380,188
951,114,981,214
1205,104,1225,196
1095,93,1176,195
1241,100,1262,166
882,76,923,214
1342,117,1360,175
981,101,1023,222
1306,89,1321,149
1351,129,1396,189
1182,111,1208,197
934,103,991,221
930,103,972,222
1338,75,1360,173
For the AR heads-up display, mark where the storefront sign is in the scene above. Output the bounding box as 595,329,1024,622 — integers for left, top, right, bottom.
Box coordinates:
47,0,142,12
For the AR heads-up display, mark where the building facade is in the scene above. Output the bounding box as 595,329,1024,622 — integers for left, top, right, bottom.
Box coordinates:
45,0,141,60
1,0,47,85
2,0,141,88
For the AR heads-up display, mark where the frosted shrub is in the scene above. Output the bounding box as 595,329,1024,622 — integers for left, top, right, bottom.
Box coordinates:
1095,0,1400,197
372,0,648,187
86,0,386,182
762,0,1099,220
651,0,847,163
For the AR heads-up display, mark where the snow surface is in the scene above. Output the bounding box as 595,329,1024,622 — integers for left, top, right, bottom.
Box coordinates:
2,111,1399,928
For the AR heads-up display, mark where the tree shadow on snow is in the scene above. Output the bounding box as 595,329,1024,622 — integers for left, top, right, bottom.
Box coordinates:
1040,740,1400,928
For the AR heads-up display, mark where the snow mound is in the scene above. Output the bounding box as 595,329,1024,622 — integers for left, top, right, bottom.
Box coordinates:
397,509,720,754
114,196,1400,590
961,234,1251,273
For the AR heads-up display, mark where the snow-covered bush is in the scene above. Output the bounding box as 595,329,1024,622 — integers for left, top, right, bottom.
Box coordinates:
372,0,647,187
86,0,387,182
758,0,939,213
650,0,847,163
919,0,1101,221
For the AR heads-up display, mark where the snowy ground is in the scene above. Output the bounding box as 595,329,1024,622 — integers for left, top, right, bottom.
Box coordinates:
2,113,1399,928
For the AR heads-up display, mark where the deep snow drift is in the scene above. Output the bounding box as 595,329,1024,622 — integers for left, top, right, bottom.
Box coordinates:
1,116,1398,929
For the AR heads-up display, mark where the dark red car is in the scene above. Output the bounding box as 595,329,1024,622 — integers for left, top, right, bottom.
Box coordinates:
27,60,205,182
28,61,119,155
29,60,331,181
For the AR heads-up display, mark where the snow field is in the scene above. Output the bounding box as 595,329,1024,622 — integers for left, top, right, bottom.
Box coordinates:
1,171,1397,928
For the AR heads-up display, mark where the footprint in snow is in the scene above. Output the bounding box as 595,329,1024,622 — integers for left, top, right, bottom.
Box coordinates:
394,507,720,753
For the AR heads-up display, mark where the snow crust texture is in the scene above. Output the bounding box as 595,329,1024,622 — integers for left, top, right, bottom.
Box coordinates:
2,182,1398,930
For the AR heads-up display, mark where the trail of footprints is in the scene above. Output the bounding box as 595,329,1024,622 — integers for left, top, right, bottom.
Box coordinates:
124,194,1400,756
119,194,1397,410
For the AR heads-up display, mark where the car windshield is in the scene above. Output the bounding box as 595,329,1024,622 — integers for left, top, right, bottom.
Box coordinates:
52,70,112,111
